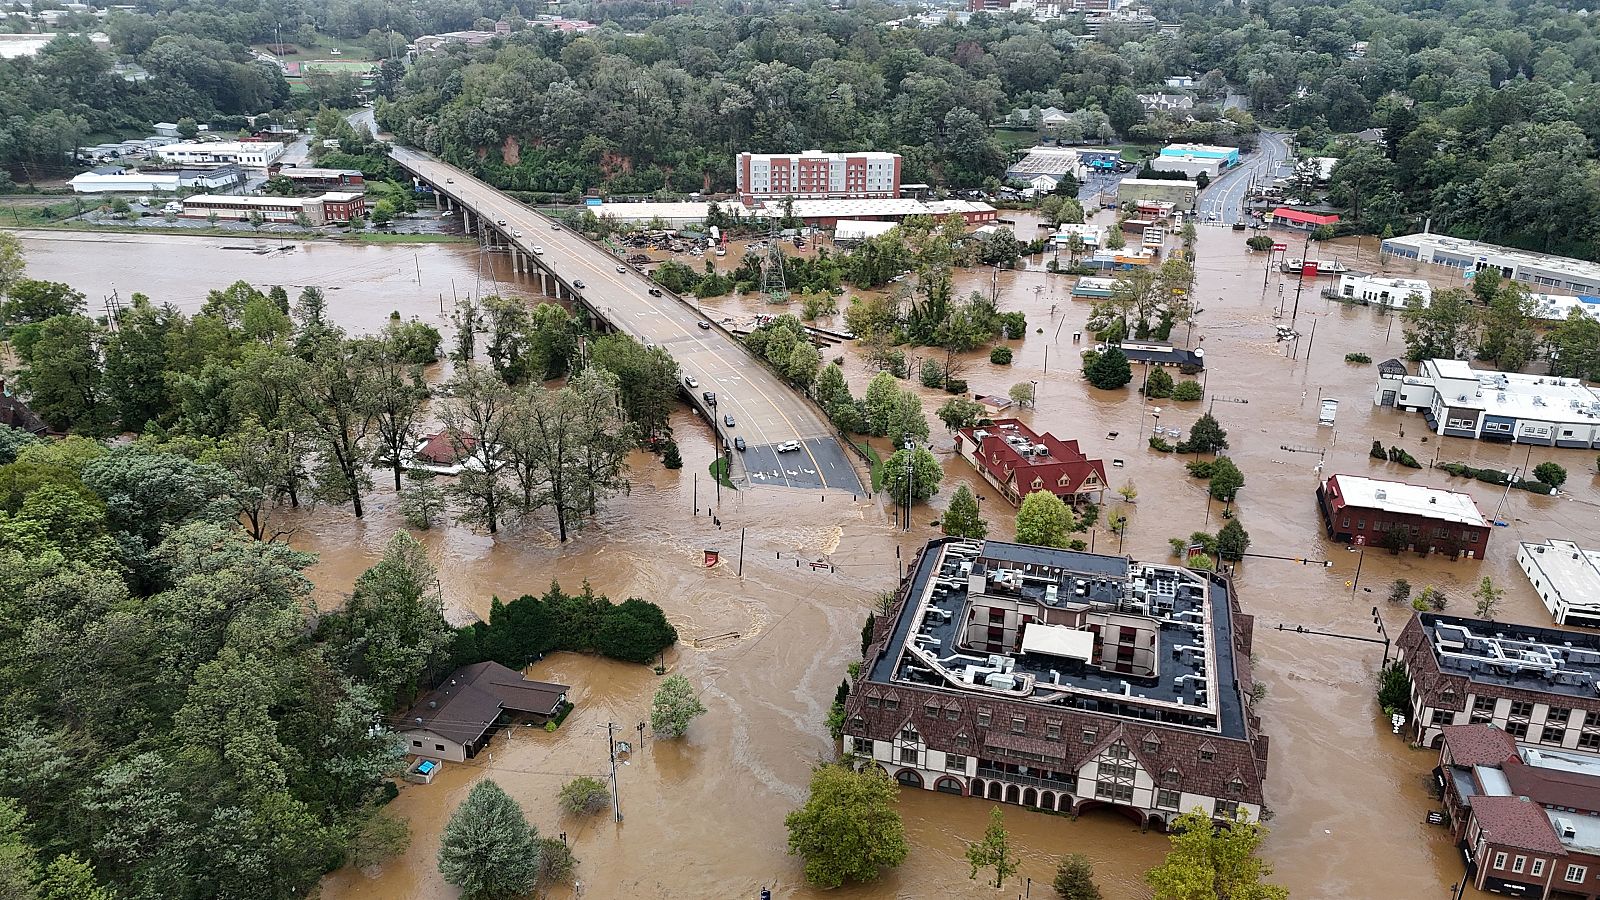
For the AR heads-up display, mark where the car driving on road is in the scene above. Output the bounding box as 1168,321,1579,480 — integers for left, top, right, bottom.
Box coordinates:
648,288,663,296
702,391,716,405
684,376,698,388
698,321,711,330
723,414,735,427
734,437,746,452
615,265,626,273
573,280,586,289
532,246,544,254
777,440,801,453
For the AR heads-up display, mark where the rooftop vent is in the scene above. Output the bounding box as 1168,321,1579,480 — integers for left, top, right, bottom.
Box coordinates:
1375,489,1388,500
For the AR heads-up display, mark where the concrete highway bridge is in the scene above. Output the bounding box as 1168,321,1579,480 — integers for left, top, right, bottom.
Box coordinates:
391,147,864,494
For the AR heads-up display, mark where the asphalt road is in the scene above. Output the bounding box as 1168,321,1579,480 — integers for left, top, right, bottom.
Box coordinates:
1196,130,1291,225
389,147,865,495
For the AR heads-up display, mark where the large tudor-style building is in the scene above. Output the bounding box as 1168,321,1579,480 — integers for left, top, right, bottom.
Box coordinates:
955,419,1107,506
844,538,1270,829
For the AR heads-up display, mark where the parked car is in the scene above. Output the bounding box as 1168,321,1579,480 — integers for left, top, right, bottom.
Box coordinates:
648,288,663,296
573,280,586,289
698,321,712,330
777,440,801,453
723,414,736,427
734,437,746,452
702,391,717,405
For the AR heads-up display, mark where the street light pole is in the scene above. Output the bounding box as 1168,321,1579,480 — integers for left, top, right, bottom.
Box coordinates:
1349,545,1365,599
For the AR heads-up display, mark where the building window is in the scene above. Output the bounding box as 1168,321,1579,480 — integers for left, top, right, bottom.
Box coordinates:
435,744,445,752
851,737,871,755
1213,799,1240,820
1102,761,1136,781
946,708,960,721
1199,747,1215,762
1108,741,1131,759
977,710,991,727
1509,701,1534,719
1547,707,1572,725
1532,859,1545,878
1341,518,1350,528
955,734,970,749
1010,717,1028,735
1156,788,1181,809
1229,778,1244,795
1512,856,1526,874
1095,780,1134,802
1083,729,1098,744
1473,696,1496,715
884,699,899,711
1429,709,1452,727
899,746,919,765
1163,767,1181,785
947,754,967,771
1506,721,1529,739
1144,735,1161,754
1492,853,1506,870
1567,865,1587,883
1541,728,1566,746
411,740,422,748
866,696,880,708
1045,723,1061,740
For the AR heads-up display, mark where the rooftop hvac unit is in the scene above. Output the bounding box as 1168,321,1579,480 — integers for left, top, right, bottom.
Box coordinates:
985,672,1018,690
1375,488,1388,500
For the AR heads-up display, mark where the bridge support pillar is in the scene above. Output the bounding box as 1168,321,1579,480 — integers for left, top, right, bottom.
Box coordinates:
434,188,441,209
512,250,521,274
538,268,548,295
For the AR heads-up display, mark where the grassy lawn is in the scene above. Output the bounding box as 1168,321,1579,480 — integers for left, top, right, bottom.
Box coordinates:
858,442,885,493
253,32,376,61
0,198,85,226
1112,143,1161,161
709,457,737,490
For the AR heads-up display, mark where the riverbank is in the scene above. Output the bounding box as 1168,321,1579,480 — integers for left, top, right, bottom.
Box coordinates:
1,220,471,244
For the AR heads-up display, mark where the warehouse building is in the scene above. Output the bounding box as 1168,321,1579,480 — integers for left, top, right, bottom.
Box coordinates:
1381,232,1600,297
1375,358,1600,448
1116,178,1197,213
181,191,366,226
1519,540,1600,629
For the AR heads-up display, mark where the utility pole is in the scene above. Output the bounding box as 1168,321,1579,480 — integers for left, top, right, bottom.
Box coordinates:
902,439,914,531
605,722,622,823
738,526,746,576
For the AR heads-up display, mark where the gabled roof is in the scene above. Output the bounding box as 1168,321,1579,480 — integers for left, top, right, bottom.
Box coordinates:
1502,757,1600,816
416,430,476,466
398,661,569,747
958,418,1107,498
1470,795,1568,855
1441,724,1517,767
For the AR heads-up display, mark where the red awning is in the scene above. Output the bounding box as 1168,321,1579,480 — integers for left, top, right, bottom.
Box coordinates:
1271,207,1340,226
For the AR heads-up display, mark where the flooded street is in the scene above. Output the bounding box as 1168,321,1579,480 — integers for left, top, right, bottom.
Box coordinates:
14,224,1586,897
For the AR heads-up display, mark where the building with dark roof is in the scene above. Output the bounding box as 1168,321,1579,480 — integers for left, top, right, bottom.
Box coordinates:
1436,723,1600,899
397,661,569,762
1398,613,1600,752
954,418,1107,506
844,539,1269,829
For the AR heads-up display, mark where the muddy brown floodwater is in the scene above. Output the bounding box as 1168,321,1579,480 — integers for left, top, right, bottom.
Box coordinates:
19,223,1586,899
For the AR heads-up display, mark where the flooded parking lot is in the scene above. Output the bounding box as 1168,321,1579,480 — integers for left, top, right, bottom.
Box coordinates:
14,224,1579,897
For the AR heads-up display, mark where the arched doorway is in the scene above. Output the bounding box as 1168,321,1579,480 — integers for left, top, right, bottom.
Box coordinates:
895,769,923,788
1041,791,1056,810
971,778,986,799
936,776,964,795
987,781,1002,800
1056,793,1073,812
1023,787,1037,807
1005,784,1021,804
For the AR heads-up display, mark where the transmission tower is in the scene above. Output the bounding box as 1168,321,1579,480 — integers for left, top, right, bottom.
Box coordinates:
759,228,788,303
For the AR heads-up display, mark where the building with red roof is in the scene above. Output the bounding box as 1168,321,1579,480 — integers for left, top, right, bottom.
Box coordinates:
954,418,1107,506
1269,207,1340,230
1436,723,1600,898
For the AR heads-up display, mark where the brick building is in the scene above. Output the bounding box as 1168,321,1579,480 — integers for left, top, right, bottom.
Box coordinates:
1317,474,1490,558
736,150,902,204
275,166,366,190
954,419,1107,506
1397,613,1600,751
1436,724,1600,899
844,539,1270,828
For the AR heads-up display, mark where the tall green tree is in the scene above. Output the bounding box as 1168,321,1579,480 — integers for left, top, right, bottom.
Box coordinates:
322,530,453,709
437,780,542,900
880,447,942,502
358,334,429,491
281,335,376,517
942,484,988,539
1015,490,1075,548
1054,853,1104,900
17,315,111,436
785,764,909,889
1403,288,1475,362
966,807,1018,889
440,366,515,534
1145,808,1287,900
650,673,707,738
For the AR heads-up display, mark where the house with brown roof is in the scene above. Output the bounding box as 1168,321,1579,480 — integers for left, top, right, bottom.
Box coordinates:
402,430,487,477
397,662,570,762
955,419,1107,506
1436,723,1600,899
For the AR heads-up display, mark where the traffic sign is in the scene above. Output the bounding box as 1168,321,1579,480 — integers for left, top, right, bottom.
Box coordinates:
1272,243,1288,251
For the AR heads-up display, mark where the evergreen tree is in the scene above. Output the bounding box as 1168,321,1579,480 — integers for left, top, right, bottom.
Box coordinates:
1053,853,1103,900
1084,347,1133,389
942,484,988,539
437,780,541,900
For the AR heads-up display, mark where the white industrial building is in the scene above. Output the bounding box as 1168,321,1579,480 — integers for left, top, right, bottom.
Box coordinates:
1335,273,1433,308
1147,155,1222,179
154,140,285,168
1380,232,1600,296
1375,358,1600,448
1529,292,1600,324
1004,146,1088,188
1519,539,1600,629
67,172,181,194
